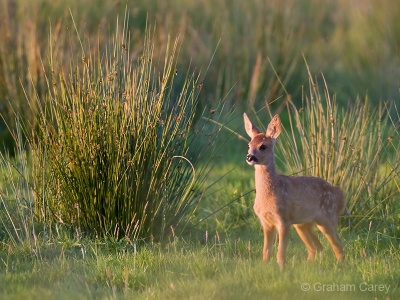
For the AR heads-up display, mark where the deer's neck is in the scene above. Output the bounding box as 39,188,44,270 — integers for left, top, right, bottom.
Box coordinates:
254,163,278,194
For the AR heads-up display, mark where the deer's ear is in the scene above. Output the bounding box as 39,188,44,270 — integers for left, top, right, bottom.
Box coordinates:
244,113,261,138
266,114,282,139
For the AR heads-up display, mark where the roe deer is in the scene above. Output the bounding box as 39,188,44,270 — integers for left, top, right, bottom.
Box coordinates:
244,113,344,270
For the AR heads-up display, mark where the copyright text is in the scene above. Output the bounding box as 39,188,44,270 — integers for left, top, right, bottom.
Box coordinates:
300,282,390,294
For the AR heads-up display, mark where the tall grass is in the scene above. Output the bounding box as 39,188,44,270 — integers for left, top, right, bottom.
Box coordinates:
0,121,39,252
272,70,400,232
17,15,213,241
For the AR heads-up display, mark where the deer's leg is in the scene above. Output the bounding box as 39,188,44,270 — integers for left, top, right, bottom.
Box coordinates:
316,220,344,261
294,223,323,261
276,224,290,270
262,225,275,262
258,213,275,262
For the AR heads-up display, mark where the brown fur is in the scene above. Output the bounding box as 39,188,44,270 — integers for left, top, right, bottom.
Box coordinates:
244,113,344,270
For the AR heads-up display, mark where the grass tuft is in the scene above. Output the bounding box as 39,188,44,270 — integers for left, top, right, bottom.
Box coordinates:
275,70,400,232
20,18,208,241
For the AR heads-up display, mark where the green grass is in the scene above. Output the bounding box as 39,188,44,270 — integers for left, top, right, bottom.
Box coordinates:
1,102,398,299
1,233,399,300
25,23,206,240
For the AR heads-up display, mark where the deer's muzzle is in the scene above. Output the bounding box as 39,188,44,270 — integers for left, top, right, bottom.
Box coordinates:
246,154,258,163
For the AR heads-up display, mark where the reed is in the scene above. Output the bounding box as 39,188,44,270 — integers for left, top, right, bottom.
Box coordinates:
273,70,400,232
24,17,208,240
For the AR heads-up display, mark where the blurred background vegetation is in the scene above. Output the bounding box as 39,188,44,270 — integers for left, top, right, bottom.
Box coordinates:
1,0,399,127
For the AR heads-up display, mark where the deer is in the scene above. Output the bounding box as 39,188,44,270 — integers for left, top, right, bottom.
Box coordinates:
243,113,344,270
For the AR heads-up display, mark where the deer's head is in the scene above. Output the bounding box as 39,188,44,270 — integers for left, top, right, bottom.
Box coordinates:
244,113,282,166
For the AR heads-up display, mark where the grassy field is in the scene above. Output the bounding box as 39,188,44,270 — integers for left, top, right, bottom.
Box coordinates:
0,229,399,299
0,0,400,299
1,138,399,299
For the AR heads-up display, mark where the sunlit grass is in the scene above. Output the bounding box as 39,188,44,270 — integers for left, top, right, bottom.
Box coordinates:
0,234,398,299
0,12,225,245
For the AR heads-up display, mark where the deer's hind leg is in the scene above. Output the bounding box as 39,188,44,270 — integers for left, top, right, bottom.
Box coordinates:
316,218,344,261
294,223,323,261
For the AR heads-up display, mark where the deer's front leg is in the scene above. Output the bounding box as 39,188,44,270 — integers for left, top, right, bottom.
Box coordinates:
262,225,275,262
277,224,290,270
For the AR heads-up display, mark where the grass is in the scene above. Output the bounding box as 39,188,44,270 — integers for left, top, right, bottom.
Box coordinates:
0,233,399,299
2,94,398,299
17,15,217,241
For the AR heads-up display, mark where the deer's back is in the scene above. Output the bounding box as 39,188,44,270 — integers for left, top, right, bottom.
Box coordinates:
254,174,344,224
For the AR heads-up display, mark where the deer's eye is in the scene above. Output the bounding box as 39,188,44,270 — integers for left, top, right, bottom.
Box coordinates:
259,145,267,151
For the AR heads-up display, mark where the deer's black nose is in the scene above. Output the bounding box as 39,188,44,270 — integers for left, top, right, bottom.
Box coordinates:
246,154,258,163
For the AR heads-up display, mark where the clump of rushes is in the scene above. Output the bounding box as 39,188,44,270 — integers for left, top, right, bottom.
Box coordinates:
273,67,400,232
29,21,205,240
